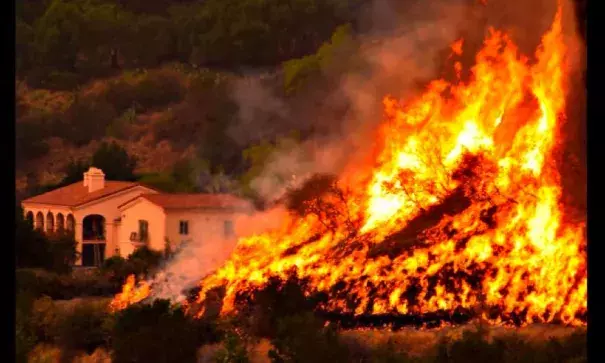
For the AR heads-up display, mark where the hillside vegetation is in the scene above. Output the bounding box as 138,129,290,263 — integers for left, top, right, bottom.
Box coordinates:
16,0,373,200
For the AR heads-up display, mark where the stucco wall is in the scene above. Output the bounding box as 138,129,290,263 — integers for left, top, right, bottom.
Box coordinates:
164,209,244,267
118,199,166,257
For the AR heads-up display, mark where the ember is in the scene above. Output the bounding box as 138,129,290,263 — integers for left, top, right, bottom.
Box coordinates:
112,5,586,328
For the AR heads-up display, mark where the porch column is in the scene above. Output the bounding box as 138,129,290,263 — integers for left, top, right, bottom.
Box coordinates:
74,220,83,266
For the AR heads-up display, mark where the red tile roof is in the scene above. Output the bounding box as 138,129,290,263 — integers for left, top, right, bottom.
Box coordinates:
127,193,251,210
22,181,142,207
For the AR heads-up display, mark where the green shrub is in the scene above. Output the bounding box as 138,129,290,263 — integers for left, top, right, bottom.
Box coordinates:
431,326,587,363
111,299,201,363
17,268,119,300
235,275,325,338
61,96,117,147
16,292,37,363
55,301,112,354
101,256,129,284
127,245,164,277
16,207,76,274
45,231,78,274
267,312,350,363
370,339,414,363
30,296,60,343
104,69,185,114
214,332,250,363
135,69,185,110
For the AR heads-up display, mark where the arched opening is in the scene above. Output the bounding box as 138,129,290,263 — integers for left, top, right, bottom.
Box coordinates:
56,213,65,232
82,214,106,267
83,215,106,240
46,212,54,233
25,211,34,226
66,214,75,232
35,212,44,231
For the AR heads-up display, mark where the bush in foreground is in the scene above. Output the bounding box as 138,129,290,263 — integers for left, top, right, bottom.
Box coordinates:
268,312,350,363
111,299,202,363
55,300,112,354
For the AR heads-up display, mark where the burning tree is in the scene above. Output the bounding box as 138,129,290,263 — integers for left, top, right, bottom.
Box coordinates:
112,5,586,328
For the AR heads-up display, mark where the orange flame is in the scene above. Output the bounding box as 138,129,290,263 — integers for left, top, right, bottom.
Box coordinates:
112,7,586,327
109,275,151,312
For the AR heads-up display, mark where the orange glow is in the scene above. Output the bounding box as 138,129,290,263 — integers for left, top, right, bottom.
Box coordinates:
112,6,586,327
109,275,151,312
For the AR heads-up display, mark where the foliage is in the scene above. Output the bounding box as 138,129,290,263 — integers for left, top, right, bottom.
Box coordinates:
267,312,351,363
61,95,118,146
62,158,92,185
432,326,588,363
104,68,185,113
55,300,112,354
138,157,199,192
111,299,200,363
16,291,37,363
16,120,50,161
18,0,358,87
282,23,356,94
214,332,250,363
369,339,414,363
91,141,138,180
16,206,77,274
30,296,60,343
17,268,117,300
126,245,164,277
234,274,326,338
100,246,164,285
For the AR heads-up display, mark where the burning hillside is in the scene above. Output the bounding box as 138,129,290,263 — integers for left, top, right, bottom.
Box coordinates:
111,4,586,327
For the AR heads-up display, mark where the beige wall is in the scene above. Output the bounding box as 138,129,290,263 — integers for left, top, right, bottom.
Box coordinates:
164,209,243,267
118,198,166,257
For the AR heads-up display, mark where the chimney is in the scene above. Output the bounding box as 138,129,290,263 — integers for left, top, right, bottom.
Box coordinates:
83,167,105,193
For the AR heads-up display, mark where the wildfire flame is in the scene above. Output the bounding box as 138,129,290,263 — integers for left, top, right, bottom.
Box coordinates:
112,6,586,327
109,275,150,312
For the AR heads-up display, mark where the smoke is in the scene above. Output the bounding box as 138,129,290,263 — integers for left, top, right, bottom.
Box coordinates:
228,74,291,147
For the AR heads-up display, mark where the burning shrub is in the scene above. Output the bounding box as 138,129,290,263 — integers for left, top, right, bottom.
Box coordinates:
267,312,351,363
111,299,202,363
283,173,358,235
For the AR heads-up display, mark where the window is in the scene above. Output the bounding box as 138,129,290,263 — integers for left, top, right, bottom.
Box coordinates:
224,220,234,239
138,220,149,242
179,220,189,235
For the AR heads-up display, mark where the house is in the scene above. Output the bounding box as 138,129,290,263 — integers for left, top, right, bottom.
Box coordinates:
116,193,251,259
21,167,251,267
